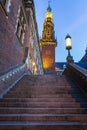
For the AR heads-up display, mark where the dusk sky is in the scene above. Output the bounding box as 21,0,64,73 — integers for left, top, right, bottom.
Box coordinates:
34,0,87,62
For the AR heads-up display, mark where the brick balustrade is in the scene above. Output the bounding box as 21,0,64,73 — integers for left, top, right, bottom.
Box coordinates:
70,64,87,76
63,63,87,94
0,63,27,98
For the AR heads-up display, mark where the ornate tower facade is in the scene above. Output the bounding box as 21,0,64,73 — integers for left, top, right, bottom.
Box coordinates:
40,3,57,73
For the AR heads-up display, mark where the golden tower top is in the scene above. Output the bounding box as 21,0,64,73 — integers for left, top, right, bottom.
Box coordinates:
40,0,57,47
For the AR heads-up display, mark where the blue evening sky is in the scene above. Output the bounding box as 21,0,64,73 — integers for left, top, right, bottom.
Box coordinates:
34,0,87,62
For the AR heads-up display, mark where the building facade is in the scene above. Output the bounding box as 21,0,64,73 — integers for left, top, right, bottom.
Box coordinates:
23,0,43,75
40,3,57,73
0,0,43,75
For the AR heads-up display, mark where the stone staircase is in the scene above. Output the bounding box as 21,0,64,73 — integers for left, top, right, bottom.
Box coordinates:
0,74,87,130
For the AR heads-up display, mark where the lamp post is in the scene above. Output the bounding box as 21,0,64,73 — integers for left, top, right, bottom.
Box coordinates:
65,34,74,63
65,34,72,56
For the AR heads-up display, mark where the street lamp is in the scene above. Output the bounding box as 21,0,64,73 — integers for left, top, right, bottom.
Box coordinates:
65,34,74,63
65,34,72,56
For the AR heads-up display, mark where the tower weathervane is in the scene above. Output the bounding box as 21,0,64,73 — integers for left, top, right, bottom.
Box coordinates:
48,0,51,6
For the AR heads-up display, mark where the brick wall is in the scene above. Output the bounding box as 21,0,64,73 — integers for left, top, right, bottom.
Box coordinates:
0,0,30,74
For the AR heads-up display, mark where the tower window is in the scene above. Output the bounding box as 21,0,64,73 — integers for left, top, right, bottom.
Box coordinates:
16,7,26,45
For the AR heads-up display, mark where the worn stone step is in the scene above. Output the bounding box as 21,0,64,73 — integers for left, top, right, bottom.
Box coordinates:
9,92,70,95
5,88,71,92
0,107,86,114
0,121,87,130
69,91,84,94
0,97,76,102
74,98,87,102
71,94,87,98
5,94,87,99
0,114,87,122
79,103,87,108
8,87,71,91
4,94,72,98
2,97,87,102
0,74,87,130
0,102,80,108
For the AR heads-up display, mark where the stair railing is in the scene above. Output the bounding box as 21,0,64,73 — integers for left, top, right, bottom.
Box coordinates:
63,63,87,94
0,63,27,81
70,63,87,77
0,63,27,98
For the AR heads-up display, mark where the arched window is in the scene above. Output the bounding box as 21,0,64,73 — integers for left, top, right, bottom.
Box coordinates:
16,7,26,45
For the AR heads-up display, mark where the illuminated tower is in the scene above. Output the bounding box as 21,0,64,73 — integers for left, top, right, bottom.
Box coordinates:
40,2,57,73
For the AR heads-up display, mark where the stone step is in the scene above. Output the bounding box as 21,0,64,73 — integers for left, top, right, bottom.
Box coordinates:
71,93,87,96
0,74,87,130
1,97,87,102
68,91,84,94
0,107,86,114
8,87,71,91
0,102,80,108
6,92,69,95
0,97,76,102
6,91,84,96
0,114,87,122
5,94,86,99
74,98,87,102
0,121,87,130
8,91,70,95
4,94,73,98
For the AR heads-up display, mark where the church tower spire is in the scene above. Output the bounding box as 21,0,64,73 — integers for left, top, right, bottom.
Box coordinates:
40,1,56,42
46,1,52,19
40,2,57,73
